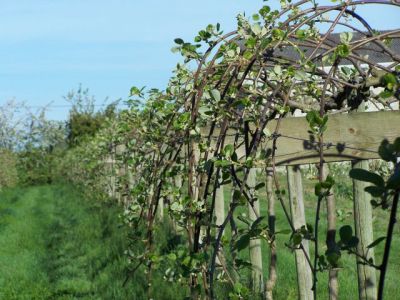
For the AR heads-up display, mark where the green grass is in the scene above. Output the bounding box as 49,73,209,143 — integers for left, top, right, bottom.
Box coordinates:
0,174,398,299
0,185,143,299
219,170,400,299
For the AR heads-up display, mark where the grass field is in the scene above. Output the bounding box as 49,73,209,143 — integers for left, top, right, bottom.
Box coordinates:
0,175,398,299
0,185,143,299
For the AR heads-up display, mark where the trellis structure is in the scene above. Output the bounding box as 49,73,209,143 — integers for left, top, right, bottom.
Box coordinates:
66,1,400,299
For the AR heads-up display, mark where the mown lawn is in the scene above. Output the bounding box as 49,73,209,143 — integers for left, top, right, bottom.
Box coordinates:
0,185,137,299
0,173,398,299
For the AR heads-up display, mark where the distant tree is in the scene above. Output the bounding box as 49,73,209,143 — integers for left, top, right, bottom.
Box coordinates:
65,85,118,147
0,149,18,189
17,117,67,185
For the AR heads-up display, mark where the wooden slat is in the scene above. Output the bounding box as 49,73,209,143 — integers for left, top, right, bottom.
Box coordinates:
203,110,400,166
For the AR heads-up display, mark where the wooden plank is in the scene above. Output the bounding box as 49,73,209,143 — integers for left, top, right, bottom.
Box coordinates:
202,111,400,166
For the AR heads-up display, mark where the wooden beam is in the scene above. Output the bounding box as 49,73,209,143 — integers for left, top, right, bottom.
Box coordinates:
202,111,400,166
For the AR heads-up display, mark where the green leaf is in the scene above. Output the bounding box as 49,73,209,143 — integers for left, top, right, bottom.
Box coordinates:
393,137,400,151
327,252,340,267
251,23,262,35
349,168,385,187
174,38,184,45
382,73,397,87
321,175,335,189
367,236,386,249
378,139,397,162
214,159,231,167
276,229,291,235
235,234,250,251
347,236,359,248
130,86,143,97
379,90,394,99
211,89,221,102
336,44,350,58
315,183,322,196
234,259,252,268
252,14,260,21
364,186,385,197
243,50,253,60
340,32,353,44
224,144,234,158
387,170,400,190
259,5,271,17
255,182,265,190
292,233,302,246
251,216,265,230
295,29,306,40
245,37,257,49
339,225,353,244
271,28,285,40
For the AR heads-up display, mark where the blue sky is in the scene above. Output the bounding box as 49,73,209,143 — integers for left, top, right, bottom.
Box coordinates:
1,0,399,120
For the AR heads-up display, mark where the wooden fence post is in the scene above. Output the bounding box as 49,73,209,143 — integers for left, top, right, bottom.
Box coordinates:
215,173,225,229
265,167,277,300
321,164,339,300
352,101,377,300
172,175,184,233
286,165,313,300
214,173,225,268
247,168,264,294
352,159,377,300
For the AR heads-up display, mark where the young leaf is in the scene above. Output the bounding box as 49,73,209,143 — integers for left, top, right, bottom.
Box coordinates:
174,38,184,45
367,236,386,249
339,225,353,244
211,89,221,102
349,168,385,187
364,186,385,197
251,216,265,230
235,234,250,251
255,182,266,190
292,233,302,246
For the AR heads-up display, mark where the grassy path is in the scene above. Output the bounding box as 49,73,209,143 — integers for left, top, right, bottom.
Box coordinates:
0,184,398,299
0,185,134,299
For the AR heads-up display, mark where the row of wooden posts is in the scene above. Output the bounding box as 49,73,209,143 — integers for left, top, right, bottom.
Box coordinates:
105,110,399,299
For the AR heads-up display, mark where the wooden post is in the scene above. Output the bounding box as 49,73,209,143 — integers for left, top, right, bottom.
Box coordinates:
287,165,313,300
215,173,225,267
265,167,277,300
352,159,377,300
215,174,225,228
247,168,264,294
321,164,339,300
172,175,184,233
352,102,377,300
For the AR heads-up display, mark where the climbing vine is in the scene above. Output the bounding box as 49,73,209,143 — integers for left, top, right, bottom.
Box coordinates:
62,1,400,299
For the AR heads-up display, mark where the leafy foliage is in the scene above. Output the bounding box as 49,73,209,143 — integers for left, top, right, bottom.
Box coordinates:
56,0,400,298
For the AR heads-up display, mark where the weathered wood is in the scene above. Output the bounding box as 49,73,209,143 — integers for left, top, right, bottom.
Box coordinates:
247,168,264,294
172,175,184,233
287,165,313,300
202,111,400,166
352,103,377,300
214,174,225,268
322,165,339,300
353,159,377,300
215,175,225,228
265,167,277,300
